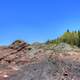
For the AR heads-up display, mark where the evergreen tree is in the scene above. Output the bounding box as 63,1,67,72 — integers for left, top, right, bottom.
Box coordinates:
67,29,70,32
77,30,80,47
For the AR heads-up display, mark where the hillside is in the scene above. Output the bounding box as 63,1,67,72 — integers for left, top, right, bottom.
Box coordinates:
0,40,79,80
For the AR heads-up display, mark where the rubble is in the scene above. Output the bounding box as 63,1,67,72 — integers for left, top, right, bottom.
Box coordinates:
0,40,79,80
50,43,73,52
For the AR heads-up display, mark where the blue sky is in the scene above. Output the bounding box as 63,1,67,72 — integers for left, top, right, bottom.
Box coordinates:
0,0,80,45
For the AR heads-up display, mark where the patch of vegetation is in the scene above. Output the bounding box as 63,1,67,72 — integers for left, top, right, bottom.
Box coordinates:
46,30,80,48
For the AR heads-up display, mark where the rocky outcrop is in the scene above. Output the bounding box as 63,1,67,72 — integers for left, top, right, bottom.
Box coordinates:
0,41,79,80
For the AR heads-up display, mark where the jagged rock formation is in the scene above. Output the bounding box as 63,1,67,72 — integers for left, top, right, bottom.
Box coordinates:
0,40,30,65
0,40,80,80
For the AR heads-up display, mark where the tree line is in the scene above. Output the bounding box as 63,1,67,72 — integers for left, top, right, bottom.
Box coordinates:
46,30,80,47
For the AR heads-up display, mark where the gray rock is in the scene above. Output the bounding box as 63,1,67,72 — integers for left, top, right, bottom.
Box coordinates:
9,59,59,80
51,43,73,52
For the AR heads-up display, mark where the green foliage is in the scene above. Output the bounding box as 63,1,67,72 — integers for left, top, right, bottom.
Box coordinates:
60,31,78,46
77,30,80,47
46,30,80,48
46,38,60,46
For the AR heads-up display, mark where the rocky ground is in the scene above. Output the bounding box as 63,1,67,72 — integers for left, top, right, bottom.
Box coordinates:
0,40,80,80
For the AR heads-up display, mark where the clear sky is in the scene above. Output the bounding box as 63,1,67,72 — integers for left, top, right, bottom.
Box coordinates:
0,0,80,45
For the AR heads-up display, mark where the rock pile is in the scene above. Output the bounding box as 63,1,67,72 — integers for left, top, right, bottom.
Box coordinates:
0,40,79,80
52,43,73,52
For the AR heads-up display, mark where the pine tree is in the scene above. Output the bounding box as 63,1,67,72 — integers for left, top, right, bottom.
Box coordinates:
67,29,70,32
77,30,80,47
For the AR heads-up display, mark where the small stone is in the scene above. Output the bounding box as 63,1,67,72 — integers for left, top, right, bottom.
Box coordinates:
3,74,8,78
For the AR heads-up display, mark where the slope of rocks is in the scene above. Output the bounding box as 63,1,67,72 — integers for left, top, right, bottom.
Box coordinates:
0,40,80,80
